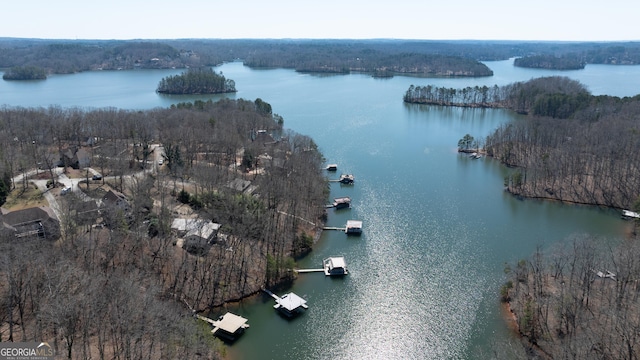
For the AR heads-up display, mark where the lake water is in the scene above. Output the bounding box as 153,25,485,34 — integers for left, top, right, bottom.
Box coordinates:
2,59,639,359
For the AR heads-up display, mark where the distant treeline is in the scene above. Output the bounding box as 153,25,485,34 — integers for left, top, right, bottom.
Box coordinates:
156,68,236,94
0,41,194,73
514,44,640,69
242,49,494,77
514,54,585,70
407,76,640,209
3,38,640,76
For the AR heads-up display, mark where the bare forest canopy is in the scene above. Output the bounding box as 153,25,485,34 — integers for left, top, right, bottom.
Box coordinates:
2,38,639,77
0,98,328,358
156,67,237,94
406,76,640,209
503,237,640,359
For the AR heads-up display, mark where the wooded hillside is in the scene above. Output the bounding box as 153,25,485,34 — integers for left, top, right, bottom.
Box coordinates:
0,99,327,358
504,236,640,359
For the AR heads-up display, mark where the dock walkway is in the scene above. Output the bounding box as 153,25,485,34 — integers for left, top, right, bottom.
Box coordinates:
295,268,324,273
323,226,346,231
262,288,280,300
196,314,217,325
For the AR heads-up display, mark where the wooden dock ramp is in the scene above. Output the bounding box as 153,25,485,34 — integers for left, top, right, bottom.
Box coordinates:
295,268,324,273
323,226,346,231
262,288,280,300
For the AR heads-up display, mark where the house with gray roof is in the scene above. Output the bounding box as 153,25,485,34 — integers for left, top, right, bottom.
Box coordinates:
0,206,60,240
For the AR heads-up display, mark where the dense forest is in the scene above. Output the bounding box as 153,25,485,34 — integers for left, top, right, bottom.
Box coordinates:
0,99,327,358
156,68,236,94
406,76,640,210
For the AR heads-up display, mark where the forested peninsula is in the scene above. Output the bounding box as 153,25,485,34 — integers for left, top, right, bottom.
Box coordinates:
0,99,327,358
2,65,47,80
405,76,640,210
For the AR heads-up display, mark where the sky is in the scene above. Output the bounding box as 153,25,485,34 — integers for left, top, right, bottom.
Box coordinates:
3,0,639,41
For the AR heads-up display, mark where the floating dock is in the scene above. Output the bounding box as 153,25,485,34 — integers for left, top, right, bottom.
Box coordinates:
263,289,309,318
197,312,249,341
333,197,351,209
345,220,363,235
323,220,363,235
326,164,338,171
295,257,349,276
324,256,348,276
329,174,355,184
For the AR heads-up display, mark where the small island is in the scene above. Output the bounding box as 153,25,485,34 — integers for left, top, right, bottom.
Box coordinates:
2,65,47,80
156,67,237,94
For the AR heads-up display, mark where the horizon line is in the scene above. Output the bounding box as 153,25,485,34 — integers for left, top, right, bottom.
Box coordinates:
2,36,640,43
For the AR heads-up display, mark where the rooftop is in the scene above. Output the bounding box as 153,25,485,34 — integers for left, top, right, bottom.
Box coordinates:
212,312,249,334
276,292,308,311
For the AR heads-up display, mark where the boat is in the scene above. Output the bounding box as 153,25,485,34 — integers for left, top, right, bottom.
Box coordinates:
323,256,348,276
339,174,354,184
333,197,351,209
326,164,338,171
